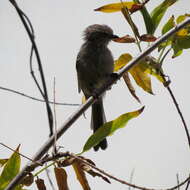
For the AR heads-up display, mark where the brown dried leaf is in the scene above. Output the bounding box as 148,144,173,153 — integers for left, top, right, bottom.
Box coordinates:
72,160,91,190
123,72,141,103
140,34,157,42
78,156,95,166
130,0,150,13
58,157,75,167
74,156,110,184
129,3,144,13
113,35,136,43
20,173,34,186
82,165,111,184
54,167,69,190
35,178,46,190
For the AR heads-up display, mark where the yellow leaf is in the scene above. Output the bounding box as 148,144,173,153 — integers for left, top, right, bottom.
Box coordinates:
94,2,135,13
114,53,133,72
146,69,164,83
129,62,153,94
176,28,188,36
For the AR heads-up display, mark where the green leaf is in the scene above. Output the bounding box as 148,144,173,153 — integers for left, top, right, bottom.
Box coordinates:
144,56,165,83
15,185,26,190
133,0,155,34
177,36,190,49
82,107,144,152
0,145,21,189
158,40,172,52
158,16,175,51
172,35,190,58
0,181,9,190
162,15,175,34
151,0,178,34
176,14,190,24
172,41,183,58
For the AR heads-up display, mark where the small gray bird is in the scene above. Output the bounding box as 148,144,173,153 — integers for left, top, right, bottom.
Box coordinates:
76,24,118,151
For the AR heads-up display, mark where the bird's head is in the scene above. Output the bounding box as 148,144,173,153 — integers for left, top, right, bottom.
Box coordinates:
83,24,118,45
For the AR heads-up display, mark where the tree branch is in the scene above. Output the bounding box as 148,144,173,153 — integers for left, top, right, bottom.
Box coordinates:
5,17,190,190
9,0,54,136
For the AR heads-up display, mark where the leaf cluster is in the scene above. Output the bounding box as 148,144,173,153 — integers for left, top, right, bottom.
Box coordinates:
83,0,189,152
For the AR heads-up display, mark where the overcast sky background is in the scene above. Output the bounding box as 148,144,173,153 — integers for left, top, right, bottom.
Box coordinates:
0,0,190,189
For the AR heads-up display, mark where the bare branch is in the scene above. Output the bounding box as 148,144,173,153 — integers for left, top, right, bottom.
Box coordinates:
0,86,79,106
53,77,58,154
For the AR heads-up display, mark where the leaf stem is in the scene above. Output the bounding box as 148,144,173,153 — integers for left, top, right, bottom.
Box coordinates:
120,0,142,52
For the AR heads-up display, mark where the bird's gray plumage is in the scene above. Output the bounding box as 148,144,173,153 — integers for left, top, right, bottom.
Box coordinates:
76,24,117,151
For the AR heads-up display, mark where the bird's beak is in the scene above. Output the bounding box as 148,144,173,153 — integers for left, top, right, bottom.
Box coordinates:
111,34,119,40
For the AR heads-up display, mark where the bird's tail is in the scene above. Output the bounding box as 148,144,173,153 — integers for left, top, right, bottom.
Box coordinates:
91,98,107,151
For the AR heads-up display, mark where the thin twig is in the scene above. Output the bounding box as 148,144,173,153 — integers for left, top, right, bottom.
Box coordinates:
176,174,180,190
159,48,171,66
9,0,53,136
157,46,190,151
0,86,79,106
30,46,45,97
45,164,56,190
53,77,58,154
129,169,135,190
69,153,190,190
0,143,42,166
5,18,190,190
166,85,190,149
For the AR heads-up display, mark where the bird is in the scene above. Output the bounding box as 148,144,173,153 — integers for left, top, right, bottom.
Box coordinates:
76,24,118,151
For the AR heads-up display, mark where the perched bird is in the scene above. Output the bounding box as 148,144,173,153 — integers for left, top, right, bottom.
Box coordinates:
76,24,118,151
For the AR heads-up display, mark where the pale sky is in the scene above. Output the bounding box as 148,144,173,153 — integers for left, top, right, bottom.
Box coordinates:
1,0,190,189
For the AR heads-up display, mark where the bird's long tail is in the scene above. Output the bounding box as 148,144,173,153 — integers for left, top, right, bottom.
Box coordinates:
91,98,107,151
